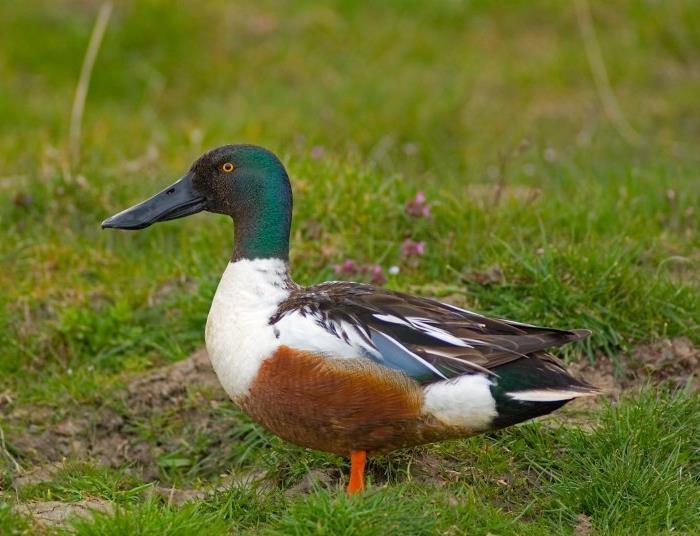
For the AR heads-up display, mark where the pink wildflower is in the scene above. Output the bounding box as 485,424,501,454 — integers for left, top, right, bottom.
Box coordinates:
401,239,426,258
367,264,386,285
332,259,386,285
405,191,431,218
333,259,357,275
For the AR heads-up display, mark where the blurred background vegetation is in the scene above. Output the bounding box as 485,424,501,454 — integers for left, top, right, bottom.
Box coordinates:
1,1,699,533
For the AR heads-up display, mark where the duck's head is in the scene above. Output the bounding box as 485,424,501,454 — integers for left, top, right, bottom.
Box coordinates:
102,144,293,261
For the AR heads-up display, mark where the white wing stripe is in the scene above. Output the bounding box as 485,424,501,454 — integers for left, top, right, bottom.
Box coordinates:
373,313,409,325
373,313,472,348
406,317,470,347
508,389,597,402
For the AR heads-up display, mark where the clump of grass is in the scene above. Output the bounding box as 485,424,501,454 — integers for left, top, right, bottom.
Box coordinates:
68,498,230,536
19,463,149,505
204,484,285,530
507,388,700,533
0,502,31,536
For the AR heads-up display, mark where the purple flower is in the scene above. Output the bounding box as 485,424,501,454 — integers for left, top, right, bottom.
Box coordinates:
401,239,426,258
334,259,357,275
368,264,386,285
332,259,386,285
405,191,431,218
341,259,356,272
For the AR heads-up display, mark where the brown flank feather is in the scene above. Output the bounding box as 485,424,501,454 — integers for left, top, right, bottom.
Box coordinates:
238,346,466,455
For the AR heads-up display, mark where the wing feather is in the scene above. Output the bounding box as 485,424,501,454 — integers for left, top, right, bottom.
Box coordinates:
270,282,589,384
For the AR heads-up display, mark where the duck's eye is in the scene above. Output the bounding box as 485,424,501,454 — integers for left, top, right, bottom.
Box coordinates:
222,162,235,173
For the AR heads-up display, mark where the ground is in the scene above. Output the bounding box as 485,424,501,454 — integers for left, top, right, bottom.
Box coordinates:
1,1,699,534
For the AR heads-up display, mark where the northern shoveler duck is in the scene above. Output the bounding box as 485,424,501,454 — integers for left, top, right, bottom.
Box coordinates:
103,144,599,494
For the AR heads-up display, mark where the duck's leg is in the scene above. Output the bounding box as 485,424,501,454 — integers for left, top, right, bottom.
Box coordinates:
347,450,367,494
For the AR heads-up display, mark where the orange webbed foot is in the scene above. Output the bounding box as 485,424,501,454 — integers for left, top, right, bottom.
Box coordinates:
347,450,367,495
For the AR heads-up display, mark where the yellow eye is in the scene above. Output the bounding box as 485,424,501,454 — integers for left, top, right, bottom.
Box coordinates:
222,162,234,173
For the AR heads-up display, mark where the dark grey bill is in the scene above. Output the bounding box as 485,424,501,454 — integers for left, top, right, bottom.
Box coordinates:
101,173,207,230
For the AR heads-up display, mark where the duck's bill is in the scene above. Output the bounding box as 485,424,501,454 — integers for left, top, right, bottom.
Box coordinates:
101,173,207,230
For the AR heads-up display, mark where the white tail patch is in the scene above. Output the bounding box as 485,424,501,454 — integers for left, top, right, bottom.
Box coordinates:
423,374,497,430
507,389,598,402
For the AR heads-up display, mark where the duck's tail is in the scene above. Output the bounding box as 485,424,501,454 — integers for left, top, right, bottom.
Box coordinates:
488,352,601,429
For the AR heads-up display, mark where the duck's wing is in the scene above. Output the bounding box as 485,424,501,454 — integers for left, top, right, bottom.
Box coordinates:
270,282,590,385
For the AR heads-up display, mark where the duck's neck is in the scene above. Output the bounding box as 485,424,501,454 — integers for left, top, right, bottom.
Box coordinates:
231,173,293,263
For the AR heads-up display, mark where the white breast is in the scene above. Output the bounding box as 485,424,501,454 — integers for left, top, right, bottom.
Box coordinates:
205,259,290,399
205,258,363,400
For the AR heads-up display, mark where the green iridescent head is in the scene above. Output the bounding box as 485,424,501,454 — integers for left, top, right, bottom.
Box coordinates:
102,144,293,261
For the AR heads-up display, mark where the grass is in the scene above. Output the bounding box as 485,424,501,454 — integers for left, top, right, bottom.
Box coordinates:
7,388,698,534
1,0,699,533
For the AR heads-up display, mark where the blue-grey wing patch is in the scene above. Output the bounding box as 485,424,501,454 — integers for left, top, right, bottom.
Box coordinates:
368,328,447,382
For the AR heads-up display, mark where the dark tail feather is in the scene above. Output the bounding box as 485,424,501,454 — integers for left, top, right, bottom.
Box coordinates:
568,328,592,341
489,353,600,429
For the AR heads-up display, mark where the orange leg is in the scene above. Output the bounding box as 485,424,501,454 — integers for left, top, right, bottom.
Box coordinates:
347,450,367,495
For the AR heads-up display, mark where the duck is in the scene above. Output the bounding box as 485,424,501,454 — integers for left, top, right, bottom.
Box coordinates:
102,144,599,494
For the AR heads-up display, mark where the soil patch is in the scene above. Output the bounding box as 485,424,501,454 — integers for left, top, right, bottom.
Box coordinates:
15,499,113,529
627,337,699,389
571,336,699,395
7,349,233,484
